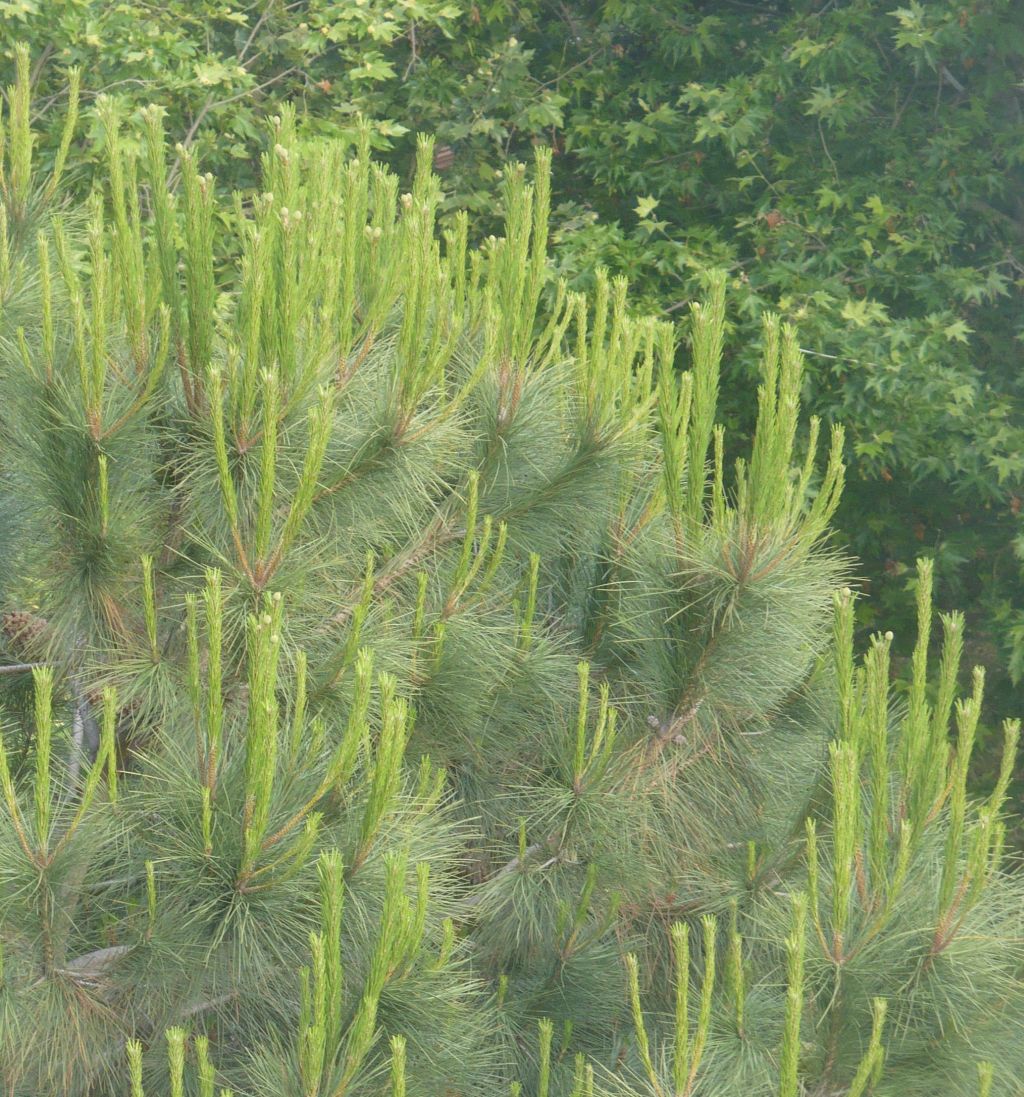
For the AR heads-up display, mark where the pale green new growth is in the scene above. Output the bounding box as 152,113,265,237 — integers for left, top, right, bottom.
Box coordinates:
0,50,1019,1097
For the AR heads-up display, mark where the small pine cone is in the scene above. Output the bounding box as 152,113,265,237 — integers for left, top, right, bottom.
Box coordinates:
2,610,52,659
433,144,455,172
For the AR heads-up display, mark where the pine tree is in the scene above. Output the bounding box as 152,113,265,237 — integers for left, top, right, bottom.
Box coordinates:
0,51,1021,1097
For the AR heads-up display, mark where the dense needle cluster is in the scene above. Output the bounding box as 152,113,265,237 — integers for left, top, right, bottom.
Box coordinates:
0,49,1020,1097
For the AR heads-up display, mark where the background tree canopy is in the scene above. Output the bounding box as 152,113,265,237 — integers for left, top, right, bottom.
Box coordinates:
4,0,1022,775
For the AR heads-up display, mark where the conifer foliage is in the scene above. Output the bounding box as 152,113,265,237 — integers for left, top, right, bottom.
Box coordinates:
0,49,1021,1097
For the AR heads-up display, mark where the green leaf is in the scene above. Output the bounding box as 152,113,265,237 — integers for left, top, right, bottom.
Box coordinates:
194,58,240,87
841,298,890,327
942,319,973,344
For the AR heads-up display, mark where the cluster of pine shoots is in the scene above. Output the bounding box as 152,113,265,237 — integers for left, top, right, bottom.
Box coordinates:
0,46,1021,1097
